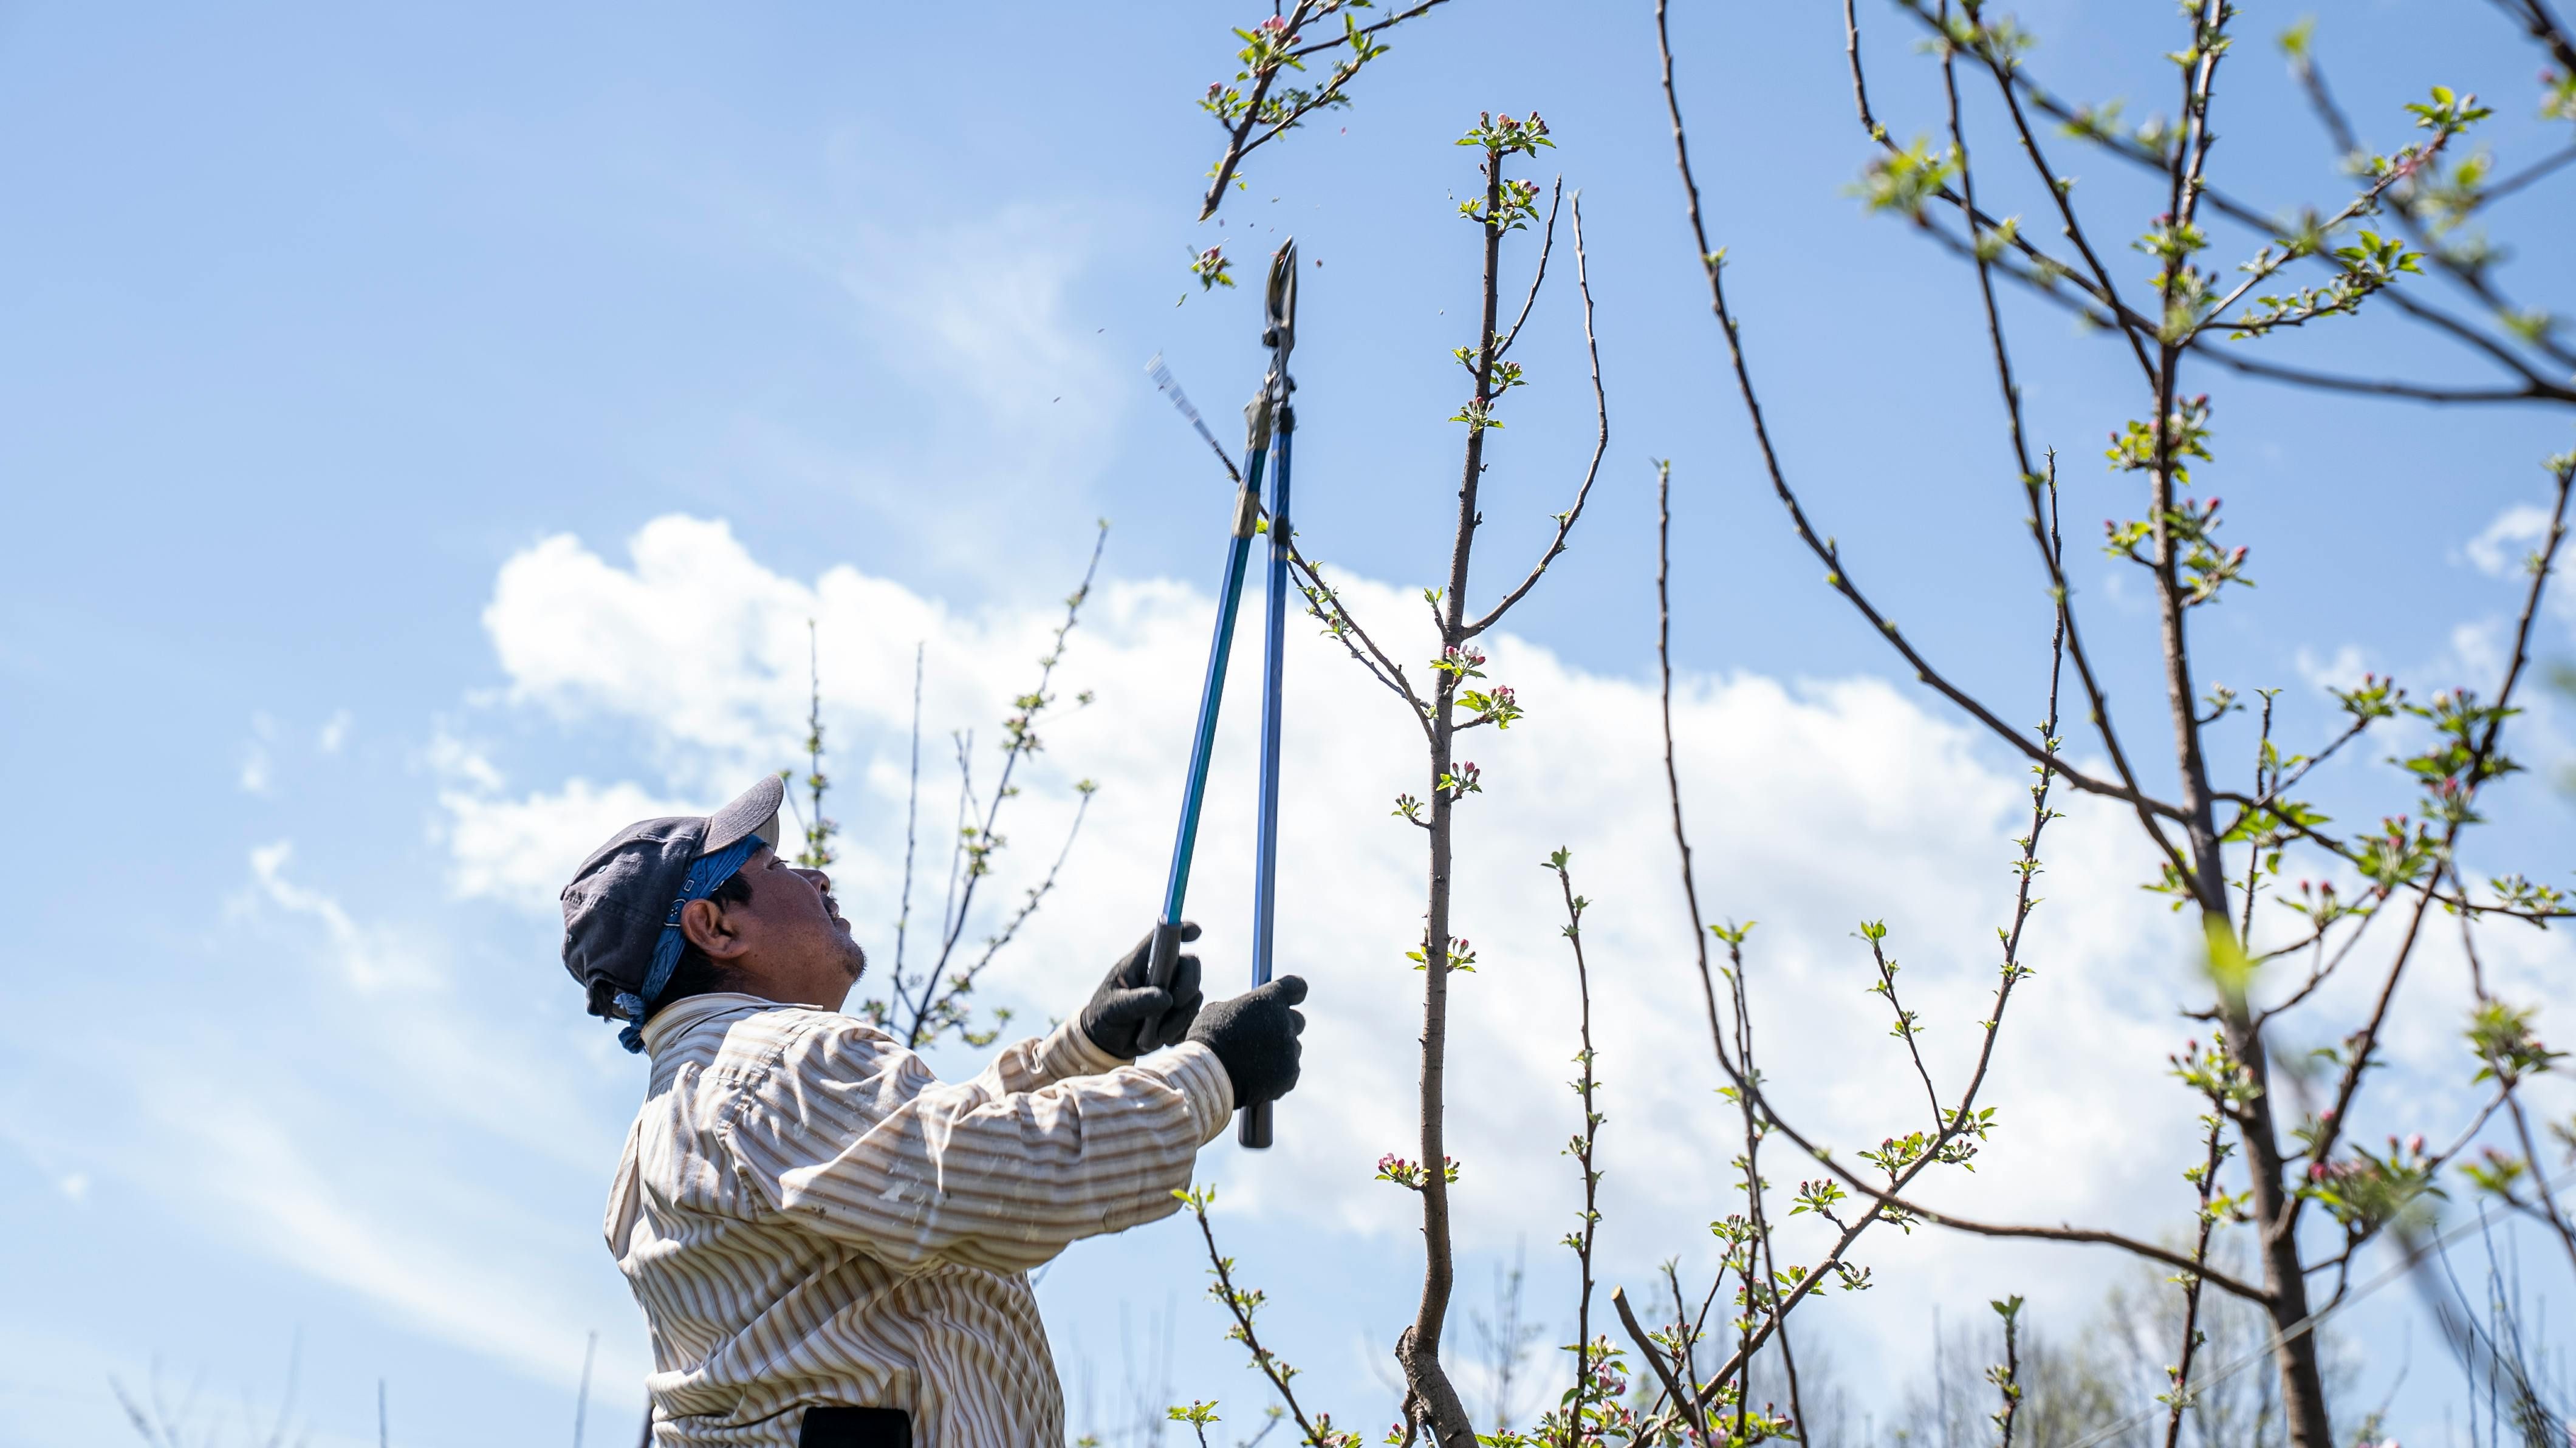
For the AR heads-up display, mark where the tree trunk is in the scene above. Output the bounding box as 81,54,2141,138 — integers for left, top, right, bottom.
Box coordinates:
2153,447,2333,1448
1402,145,1509,1448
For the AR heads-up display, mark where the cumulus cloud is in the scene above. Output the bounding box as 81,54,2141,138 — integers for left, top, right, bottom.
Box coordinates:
443,775,693,915
456,514,2300,1351
95,511,2564,1419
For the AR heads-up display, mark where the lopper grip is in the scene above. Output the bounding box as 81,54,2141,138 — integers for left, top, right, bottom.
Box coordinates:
1135,918,1189,1053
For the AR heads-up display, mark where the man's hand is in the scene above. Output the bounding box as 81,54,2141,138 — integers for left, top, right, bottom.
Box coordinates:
1079,923,1206,1059
1186,975,1306,1108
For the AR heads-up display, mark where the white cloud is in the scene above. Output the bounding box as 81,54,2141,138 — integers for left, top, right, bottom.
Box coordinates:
136,1082,615,1387
246,842,434,993
57,1172,88,1201
425,728,505,793
72,845,674,1398
2295,643,2370,693
2464,502,2554,579
445,776,693,915
240,712,278,794
78,511,2563,1421
2450,618,2509,686
318,709,353,753
685,197,1130,588
454,514,2298,1352
832,204,1122,485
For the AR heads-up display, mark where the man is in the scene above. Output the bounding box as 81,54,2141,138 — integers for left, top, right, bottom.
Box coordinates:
560,776,1309,1448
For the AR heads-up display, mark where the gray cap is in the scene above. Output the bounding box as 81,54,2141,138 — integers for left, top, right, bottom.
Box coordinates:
560,776,786,1019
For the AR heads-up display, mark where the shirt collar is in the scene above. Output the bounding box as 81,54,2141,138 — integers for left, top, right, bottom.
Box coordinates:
639,991,778,1056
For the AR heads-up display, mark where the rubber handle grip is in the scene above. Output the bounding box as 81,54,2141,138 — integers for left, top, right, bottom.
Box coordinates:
1136,919,1187,1053
1238,1098,1273,1149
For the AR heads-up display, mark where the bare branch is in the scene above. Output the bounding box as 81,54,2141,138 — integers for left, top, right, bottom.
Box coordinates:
1935,24,2191,878
1287,546,1431,731
1916,2,2572,398
1183,1190,1345,1447
1464,193,1606,640
910,788,1094,1045
2188,343,2569,405
2486,140,2576,203
1661,4,2192,827
1612,1289,1702,1447
1197,1,1319,222
902,522,1109,1048
2311,456,2574,1168
1198,0,1460,222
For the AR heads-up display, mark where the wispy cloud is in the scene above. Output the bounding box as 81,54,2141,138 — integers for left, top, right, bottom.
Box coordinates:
246,842,436,993
240,712,278,794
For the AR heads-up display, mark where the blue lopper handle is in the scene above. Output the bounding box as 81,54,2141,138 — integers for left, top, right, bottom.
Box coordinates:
1136,445,1266,1052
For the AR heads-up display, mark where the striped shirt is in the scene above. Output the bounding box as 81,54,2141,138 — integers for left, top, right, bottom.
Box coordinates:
606,992,1236,1447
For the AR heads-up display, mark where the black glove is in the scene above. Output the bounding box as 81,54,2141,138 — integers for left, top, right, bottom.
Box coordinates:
1185,975,1306,1107
1080,922,1205,1059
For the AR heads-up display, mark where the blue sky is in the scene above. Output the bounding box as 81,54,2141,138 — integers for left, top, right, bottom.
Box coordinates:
4,2,2574,1444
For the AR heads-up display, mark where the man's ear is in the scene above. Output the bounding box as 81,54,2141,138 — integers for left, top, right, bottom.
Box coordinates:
679,896,750,961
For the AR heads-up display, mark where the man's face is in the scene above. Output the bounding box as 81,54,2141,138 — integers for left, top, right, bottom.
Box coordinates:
706,844,868,1007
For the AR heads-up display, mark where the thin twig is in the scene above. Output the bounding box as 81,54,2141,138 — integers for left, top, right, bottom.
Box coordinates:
1612,1289,1702,1448
1289,545,1428,724
1185,1194,1341,1446
1464,193,1607,640
1664,5,2192,827
1493,180,1560,360
904,523,1109,1048
1549,850,1603,1448
2163,1111,2228,1448
911,788,1095,1044
891,642,925,985
1197,0,1459,221
2307,459,2572,1169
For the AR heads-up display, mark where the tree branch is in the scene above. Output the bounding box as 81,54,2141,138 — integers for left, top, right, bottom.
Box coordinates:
1464,193,1606,640
1664,2,2192,827
1492,180,1560,361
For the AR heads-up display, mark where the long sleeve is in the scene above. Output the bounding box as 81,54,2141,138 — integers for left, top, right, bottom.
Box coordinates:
1008,1017,1131,1090
721,1013,1235,1276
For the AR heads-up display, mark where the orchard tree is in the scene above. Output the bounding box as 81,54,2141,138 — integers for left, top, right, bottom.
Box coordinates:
1140,4,2576,1447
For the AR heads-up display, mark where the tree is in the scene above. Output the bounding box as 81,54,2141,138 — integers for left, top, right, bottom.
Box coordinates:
1153,4,2576,1446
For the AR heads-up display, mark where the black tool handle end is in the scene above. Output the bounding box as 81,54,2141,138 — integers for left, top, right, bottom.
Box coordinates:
1238,1099,1273,1150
